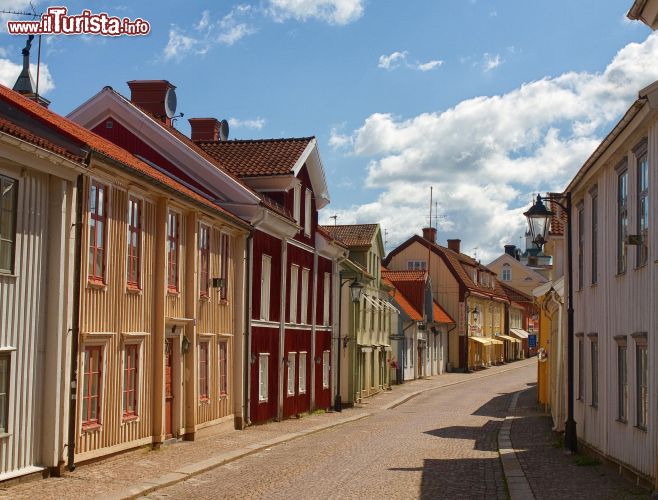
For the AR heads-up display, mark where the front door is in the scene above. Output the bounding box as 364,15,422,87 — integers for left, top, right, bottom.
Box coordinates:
165,339,174,438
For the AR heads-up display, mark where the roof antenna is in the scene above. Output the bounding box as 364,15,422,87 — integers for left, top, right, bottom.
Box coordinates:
384,228,389,252
329,214,338,226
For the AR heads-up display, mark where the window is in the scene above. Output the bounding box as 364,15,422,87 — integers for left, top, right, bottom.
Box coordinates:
637,152,649,267
323,273,331,326
501,265,511,282
577,205,584,290
577,337,584,401
258,354,268,402
287,352,296,396
167,210,180,291
220,233,230,301
591,193,598,284
199,342,209,401
322,350,330,389
0,175,17,274
407,260,426,270
617,168,628,274
616,341,627,422
298,352,307,394
218,340,228,397
304,189,312,236
300,268,309,324
260,255,271,320
293,184,301,224
289,265,299,323
123,344,139,418
199,224,210,297
88,181,107,282
590,336,598,407
82,346,102,428
0,354,10,434
635,336,648,429
126,197,141,288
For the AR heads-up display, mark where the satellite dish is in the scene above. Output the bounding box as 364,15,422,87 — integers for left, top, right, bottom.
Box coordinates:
164,87,177,119
219,119,229,141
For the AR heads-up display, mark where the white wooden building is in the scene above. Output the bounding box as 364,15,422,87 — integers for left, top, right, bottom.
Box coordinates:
565,80,658,485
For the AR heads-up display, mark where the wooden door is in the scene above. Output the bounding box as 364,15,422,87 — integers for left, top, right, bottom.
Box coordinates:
165,339,174,438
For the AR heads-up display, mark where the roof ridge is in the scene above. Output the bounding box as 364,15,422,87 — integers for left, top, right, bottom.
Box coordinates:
197,136,315,145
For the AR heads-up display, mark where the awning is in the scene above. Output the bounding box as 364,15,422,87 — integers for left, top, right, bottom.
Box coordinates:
510,328,530,340
489,339,504,345
469,336,492,345
363,294,382,310
497,334,521,344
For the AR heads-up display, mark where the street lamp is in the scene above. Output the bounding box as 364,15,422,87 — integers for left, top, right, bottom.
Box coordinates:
524,192,577,453
335,277,364,412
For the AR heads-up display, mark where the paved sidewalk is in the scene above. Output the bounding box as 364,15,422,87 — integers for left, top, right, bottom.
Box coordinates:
510,386,651,500
0,358,535,499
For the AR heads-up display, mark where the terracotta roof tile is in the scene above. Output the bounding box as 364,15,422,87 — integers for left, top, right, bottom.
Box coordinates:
390,288,422,321
195,137,313,177
548,195,567,236
320,224,379,247
433,300,454,324
381,269,427,283
0,84,245,227
500,282,533,303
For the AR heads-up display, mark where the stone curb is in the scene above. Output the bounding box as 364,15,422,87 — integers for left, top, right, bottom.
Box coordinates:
105,412,370,500
498,391,535,500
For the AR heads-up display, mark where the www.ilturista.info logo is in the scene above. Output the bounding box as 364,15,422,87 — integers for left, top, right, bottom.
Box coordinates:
7,7,151,36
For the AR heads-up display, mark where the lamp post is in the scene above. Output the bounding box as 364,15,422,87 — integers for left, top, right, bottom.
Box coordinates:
334,277,364,412
524,192,577,453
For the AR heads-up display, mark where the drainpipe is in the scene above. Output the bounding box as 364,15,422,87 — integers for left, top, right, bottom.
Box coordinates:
243,233,253,426
463,290,470,373
67,174,83,471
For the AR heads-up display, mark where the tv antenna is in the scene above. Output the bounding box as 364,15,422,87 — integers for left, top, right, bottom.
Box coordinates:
329,214,338,225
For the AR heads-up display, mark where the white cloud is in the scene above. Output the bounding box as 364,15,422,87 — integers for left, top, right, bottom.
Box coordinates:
329,126,353,149
483,53,502,72
0,58,54,93
378,51,443,72
416,59,443,72
163,27,199,60
330,32,658,262
268,0,364,25
228,117,266,130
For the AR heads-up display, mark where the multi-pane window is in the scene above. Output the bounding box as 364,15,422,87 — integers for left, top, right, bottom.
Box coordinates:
322,350,330,389
260,255,271,320
0,175,17,274
123,344,139,418
199,224,210,297
617,342,627,421
323,273,331,326
407,260,426,270
167,211,180,291
590,337,598,407
298,352,307,394
501,265,511,282
88,182,107,282
127,197,141,288
304,189,312,236
199,342,209,401
577,337,584,401
258,354,268,402
636,338,648,429
617,169,628,274
591,193,598,285
220,233,230,301
637,152,649,267
287,352,296,396
289,265,299,324
82,346,102,427
577,205,584,290
218,340,228,397
300,268,309,324
0,354,10,434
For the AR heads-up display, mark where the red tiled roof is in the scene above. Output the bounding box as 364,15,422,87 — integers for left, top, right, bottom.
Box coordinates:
195,137,313,177
500,282,533,303
320,224,379,247
548,195,567,236
0,85,245,227
433,300,454,324
390,288,422,321
316,225,348,250
381,269,426,282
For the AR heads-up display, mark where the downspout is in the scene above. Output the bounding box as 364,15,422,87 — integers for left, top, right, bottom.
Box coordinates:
67,173,84,471
243,233,253,426
464,290,470,373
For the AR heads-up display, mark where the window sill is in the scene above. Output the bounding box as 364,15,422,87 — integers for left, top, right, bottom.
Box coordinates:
0,432,11,439
167,288,180,297
199,294,210,302
87,280,107,290
82,423,102,433
219,299,229,306
0,273,18,279
219,393,228,399
258,399,268,404
634,263,648,270
590,404,598,410
635,425,647,432
615,271,626,278
616,418,627,425
590,282,598,288
126,285,142,295
122,414,139,423
199,398,210,404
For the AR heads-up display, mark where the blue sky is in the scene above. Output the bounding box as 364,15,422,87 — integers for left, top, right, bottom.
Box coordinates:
0,0,655,261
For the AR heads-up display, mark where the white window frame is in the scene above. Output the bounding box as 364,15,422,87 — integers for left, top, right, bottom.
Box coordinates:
323,272,331,326
289,265,299,324
406,260,426,270
300,268,309,324
635,333,648,429
501,265,511,282
287,352,296,396
260,255,272,321
322,350,330,389
304,189,312,236
0,352,11,435
298,352,307,394
121,340,142,419
258,353,269,403
293,183,301,224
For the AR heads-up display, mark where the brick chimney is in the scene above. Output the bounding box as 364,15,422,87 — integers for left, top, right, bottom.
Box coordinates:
422,227,437,244
189,118,220,142
447,239,461,253
504,244,516,257
127,80,175,126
